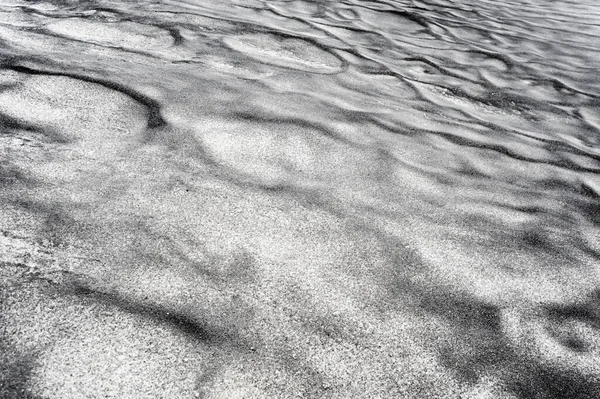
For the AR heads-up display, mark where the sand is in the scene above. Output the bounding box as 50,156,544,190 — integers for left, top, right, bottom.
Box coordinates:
1,0,600,398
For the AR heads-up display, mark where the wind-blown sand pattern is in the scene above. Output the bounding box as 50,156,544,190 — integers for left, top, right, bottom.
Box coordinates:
1,0,600,398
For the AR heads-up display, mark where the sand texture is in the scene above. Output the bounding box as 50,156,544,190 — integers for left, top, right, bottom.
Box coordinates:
1,0,600,398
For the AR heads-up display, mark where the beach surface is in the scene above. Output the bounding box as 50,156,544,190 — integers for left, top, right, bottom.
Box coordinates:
1,0,600,397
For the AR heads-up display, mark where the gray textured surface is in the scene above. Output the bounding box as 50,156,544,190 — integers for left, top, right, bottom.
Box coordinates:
1,0,600,397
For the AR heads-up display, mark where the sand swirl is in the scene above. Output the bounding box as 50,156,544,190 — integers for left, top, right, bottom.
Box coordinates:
501,297,600,396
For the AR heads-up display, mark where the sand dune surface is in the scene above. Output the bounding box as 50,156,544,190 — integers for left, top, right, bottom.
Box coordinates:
1,0,600,398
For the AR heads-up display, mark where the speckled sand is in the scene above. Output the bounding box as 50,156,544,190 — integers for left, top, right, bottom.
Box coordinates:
2,0,600,398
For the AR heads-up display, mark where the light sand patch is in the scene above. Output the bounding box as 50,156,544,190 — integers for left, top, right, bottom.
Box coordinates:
200,54,275,79
0,72,147,150
194,118,385,188
1,282,210,399
0,9,45,28
46,18,175,51
224,33,343,74
355,8,426,35
0,71,152,211
580,106,600,132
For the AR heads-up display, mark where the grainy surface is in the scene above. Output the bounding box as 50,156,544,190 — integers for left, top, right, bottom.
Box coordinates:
1,0,600,398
